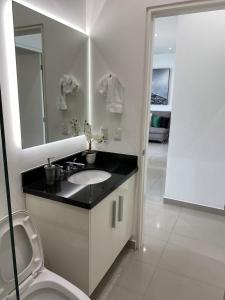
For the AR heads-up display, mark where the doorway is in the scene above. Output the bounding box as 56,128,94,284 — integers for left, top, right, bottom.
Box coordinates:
146,16,176,207
140,1,225,298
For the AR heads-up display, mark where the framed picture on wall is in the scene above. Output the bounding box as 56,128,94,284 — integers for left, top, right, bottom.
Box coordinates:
151,68,170,105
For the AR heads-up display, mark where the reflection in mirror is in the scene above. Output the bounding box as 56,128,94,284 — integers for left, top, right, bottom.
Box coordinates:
15,25,46,148
13,2,88,149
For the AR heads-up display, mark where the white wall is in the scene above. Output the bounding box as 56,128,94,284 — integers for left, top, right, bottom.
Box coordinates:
89,0,194,156
165,11,225,209
15,0,86,32
0,0,87,218
86,0,106,33
151,53,176,112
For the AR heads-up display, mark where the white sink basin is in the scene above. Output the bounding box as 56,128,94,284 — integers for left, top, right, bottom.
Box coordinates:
68,170,112,185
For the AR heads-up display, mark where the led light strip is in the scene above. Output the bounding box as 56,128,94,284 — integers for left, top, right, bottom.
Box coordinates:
2,1,22,148
13,0,88,35
88,37,92,124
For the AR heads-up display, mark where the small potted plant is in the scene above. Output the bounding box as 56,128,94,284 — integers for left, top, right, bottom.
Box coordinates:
84,121,103,164
70,119,80,136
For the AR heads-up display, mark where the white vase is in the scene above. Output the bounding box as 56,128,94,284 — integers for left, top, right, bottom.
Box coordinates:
86,152,96,164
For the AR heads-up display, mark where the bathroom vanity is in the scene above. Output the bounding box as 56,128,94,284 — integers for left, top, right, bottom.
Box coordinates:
22,151,138,295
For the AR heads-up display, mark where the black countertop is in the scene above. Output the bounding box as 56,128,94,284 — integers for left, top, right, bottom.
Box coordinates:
22,151,138,209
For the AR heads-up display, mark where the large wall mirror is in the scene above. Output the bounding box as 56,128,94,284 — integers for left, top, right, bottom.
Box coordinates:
12,2,89,149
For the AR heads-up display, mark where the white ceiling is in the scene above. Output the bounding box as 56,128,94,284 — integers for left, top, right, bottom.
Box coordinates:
153,16,178,54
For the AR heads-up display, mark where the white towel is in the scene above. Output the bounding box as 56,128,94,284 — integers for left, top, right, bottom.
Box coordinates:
60,74,79,95
57,74,79,111
57,94,68,110
97,73,125,114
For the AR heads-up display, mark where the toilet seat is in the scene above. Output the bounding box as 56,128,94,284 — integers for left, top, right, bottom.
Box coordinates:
0,211,43,300
0,212,90,300
22,268,89,300
12,268,89,300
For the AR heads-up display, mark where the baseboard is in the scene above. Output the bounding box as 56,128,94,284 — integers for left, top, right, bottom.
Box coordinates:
126,239,137,250
164,197,225,216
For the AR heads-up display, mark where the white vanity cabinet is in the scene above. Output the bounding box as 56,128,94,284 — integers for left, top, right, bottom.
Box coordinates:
90,176,135,292
26,175,136,296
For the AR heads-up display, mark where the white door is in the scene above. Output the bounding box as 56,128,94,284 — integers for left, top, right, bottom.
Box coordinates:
16,48,46,148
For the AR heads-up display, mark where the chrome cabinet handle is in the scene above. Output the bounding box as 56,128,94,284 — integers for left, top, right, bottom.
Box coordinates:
112,200,117,228
118,195,124,222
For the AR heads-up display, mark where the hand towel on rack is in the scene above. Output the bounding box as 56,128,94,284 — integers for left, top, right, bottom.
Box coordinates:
97,73,125,114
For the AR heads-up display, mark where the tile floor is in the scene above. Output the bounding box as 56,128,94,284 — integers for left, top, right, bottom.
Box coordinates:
92,143,225,300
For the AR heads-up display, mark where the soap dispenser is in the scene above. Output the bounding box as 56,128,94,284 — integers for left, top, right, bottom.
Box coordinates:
44,157,56,185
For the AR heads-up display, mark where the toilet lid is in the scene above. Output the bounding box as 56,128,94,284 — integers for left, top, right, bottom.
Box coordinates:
0,211,43,299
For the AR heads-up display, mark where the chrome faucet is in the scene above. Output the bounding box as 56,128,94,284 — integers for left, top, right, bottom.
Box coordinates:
65,158,85,169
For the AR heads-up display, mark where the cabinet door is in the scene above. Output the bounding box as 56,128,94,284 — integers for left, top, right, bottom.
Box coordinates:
90,191,121,293
90,175,136,293
116,175,135,247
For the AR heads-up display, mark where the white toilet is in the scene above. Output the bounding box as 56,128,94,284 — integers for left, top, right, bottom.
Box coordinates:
0,211,90,300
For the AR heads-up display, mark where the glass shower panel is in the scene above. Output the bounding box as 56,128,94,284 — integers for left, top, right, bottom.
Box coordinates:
0,91,20,299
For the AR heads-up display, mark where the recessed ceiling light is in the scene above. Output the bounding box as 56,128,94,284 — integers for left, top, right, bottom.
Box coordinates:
169,47,173,51
154,33,158,37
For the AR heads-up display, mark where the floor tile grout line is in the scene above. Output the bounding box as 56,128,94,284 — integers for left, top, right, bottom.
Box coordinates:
115,259,157,298
142,263,159,299
164,238,225,267
141,221,172,299
156,262,225,292
154,263,225,294
169,208,181,235
142,144,169,298
141,237,171,299
158,231,225,291
167,218,225,252
142,145,180,299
